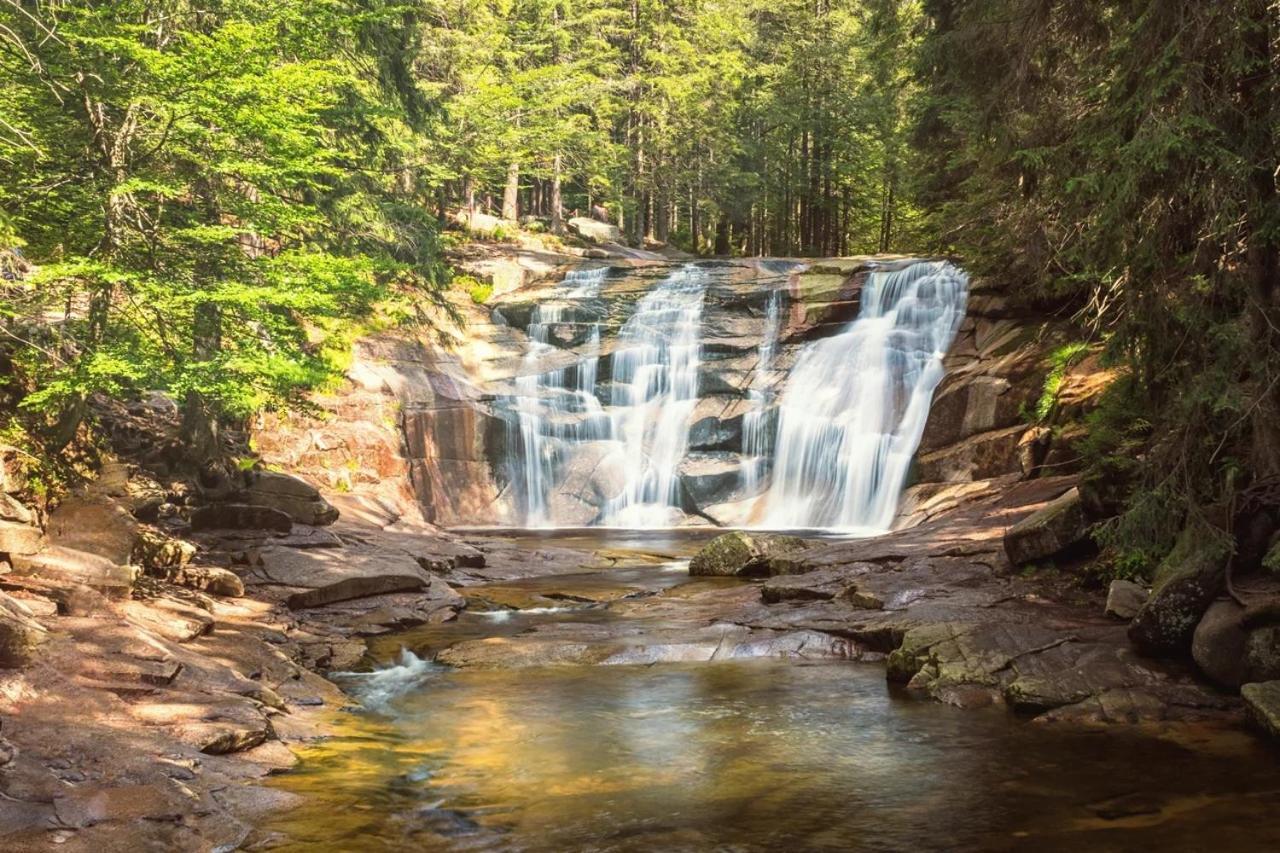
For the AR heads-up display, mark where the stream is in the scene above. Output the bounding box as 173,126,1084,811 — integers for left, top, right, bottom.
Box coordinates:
264,533,1280,852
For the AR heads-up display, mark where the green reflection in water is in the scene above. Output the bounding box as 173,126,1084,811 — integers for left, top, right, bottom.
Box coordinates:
267,659,1280,852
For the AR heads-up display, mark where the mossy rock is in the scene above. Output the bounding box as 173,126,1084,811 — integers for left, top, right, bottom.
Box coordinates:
687,531,808,577
1128,523,1229,656
1241,681,1280,740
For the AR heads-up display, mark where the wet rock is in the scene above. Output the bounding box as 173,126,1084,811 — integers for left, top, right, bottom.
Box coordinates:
0,591,48,666
47,495,139,564
1003,487,1086,566
1129,525,1229,656
688,531,808,577
242,470,339,526
191,503,292,533
761,568,851,603
1105,579,1148,620
1241,680,1280,739
678,452,746,509
10,546,137,595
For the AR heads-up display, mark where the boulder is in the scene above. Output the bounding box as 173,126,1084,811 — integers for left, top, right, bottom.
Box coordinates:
568,216,624,244
241,471,338,526
1241,680,1280,740
1003,487,1086,566
1129,525,1229,656
9,546,137,595
1104,579,1148,620
688,531,808,577
46,495,138,565
1192,600,1249,686
133,529,198,573
190,503,292,534
0,519,44,557
0,591,48,667
173,565,245,597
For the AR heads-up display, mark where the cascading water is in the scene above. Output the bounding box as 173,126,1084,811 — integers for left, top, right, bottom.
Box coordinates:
506,266,610,526
759,260,968,531
741,285,783,493
602,264,709,526
499,258,964,532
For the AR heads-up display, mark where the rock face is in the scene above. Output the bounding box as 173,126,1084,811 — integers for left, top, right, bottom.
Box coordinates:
1003,487,1086,566
1129,525,1229,656
240,471,338,526
688,532,808,577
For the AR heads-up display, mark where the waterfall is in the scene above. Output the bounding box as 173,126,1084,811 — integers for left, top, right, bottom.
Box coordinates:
760,260,968,532
741,285,783,494
602,264,709,526
506,266,610,525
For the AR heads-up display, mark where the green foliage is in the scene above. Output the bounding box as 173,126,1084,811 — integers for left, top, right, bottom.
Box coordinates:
0,0,449,461
913,0,1280,549
455,274,494,306
1033,342,1091,422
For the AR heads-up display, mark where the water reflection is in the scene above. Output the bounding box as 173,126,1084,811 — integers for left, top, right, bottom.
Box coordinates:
268,660,1280,852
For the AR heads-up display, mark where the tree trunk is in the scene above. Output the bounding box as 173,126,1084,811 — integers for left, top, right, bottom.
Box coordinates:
503,162,519,221
550,153,564,234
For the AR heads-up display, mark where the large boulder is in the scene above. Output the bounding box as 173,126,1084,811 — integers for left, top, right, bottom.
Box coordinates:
46,495,138,565
10,546,138,596
1192,600,1250,686
241,471,338,527
1003,487,1087,566
568,216,624,245
1129,525,1229,656
688,531,808,577
190,503,292,534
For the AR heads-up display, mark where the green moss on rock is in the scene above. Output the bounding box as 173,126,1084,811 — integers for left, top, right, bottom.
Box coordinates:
688,532,808,577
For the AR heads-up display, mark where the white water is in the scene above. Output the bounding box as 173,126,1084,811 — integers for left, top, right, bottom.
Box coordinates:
602,264,709,526
499,259,965,532
759,261,968,531
507,266,610,525
742,285,783,494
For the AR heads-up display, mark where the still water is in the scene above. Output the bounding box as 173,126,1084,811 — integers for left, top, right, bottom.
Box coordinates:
265,564,1280,852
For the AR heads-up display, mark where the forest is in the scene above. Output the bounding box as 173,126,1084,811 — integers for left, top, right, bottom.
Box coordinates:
1,0,1278,612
